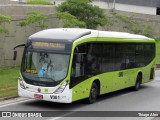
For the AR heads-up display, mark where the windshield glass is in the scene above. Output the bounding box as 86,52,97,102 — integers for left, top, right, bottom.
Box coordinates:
22,51,70,82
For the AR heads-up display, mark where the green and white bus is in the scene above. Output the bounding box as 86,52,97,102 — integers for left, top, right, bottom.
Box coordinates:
14,28,155,103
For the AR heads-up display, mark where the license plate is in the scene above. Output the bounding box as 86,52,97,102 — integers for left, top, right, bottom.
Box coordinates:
34,94,43,100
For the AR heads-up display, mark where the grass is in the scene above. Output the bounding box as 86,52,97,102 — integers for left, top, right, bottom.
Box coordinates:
0,66,20,99
0,89,18,99
26,0,53,5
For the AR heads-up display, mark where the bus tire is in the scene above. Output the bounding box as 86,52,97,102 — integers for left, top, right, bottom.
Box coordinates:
87,82,98,104
133,74,142,91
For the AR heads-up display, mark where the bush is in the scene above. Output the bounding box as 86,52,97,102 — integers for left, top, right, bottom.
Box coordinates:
0,14,11,33
56,12,86,28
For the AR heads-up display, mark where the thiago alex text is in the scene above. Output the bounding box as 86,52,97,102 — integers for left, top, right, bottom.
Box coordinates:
138,112,159,117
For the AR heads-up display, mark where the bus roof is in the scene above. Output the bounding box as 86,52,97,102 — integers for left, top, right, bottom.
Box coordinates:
98,31,151,39
29,28,91,42
28,28,153,42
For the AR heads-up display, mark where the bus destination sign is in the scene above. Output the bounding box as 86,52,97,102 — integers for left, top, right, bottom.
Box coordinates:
32,42,65,50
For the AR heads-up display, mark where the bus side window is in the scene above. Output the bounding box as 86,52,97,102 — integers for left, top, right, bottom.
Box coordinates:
86,44,101,75
135,44,144,67
102,44,114,72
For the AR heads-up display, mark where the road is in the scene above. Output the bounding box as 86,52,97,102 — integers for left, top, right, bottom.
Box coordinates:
92,2,156,15
54,1,156,15
0,71,160,120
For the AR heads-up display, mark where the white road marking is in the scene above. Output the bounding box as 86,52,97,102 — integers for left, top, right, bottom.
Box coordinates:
47,117,63,120
144,117,155,120
46,111,76,120
121,92,134,97
0,99,33,108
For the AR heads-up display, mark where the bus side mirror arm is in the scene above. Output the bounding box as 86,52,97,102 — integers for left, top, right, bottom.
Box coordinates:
13,44,25,60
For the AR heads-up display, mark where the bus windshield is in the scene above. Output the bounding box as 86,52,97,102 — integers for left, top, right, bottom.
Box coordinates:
22,51,70,82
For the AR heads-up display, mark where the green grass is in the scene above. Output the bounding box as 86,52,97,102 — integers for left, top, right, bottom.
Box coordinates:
0,89,18,99
26,0,53,5
0,66,19,99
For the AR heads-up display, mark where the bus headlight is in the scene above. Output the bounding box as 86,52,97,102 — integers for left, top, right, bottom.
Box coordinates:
54,82,67,94
18,76,26,89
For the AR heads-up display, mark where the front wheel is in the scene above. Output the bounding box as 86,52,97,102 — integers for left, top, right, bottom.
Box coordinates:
133,75,142,91
87,82,98,104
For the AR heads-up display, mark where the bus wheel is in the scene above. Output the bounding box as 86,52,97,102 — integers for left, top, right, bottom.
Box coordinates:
88,82,98,104
133,74,142,91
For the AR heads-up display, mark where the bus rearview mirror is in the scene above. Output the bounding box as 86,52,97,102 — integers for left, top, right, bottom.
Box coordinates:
13,50,17,60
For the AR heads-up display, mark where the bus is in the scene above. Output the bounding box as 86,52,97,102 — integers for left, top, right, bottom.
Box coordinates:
13,28,156,103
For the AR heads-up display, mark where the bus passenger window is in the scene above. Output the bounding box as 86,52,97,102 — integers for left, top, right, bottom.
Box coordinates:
102,44,114,72
87,44,101,75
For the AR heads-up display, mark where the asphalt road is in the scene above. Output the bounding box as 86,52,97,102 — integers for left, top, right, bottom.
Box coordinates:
0,71,160,120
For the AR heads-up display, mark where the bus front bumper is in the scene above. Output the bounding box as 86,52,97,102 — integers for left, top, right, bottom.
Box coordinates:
18,84,72,103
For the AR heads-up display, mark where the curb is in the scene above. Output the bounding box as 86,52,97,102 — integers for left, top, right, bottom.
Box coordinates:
0,95,18,102
0,96,30,107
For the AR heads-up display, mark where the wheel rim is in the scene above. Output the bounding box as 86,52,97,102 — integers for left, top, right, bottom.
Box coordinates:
136,81,140,89
91,87,97,99
136,76,141,90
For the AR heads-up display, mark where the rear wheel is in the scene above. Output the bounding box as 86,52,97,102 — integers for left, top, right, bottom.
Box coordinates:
133,74,142,91
88,82,98,104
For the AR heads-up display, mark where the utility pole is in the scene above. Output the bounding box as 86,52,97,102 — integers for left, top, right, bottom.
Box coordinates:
113,0,116,9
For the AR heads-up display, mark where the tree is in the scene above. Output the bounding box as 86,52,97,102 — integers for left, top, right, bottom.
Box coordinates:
19,11,48,29
56,12,86,28
56,0,108,29
0,14,11,33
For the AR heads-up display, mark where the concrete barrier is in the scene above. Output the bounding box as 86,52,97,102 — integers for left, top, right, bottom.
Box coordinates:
0,5,59,67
